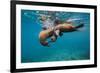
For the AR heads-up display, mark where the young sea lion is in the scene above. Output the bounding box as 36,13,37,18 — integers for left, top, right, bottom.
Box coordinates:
39,23,84,46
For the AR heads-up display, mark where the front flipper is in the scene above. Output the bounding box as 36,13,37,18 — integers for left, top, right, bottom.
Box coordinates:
59,32,63,37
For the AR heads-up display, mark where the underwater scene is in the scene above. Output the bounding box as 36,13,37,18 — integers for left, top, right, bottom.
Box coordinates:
21,10,90,63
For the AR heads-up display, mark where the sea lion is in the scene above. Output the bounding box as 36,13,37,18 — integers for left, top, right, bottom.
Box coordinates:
39,23,84,46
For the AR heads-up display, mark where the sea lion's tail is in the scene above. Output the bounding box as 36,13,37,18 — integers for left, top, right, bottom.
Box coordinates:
75,23,84,29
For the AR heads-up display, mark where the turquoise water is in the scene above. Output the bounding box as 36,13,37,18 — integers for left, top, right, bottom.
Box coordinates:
21,10,90,63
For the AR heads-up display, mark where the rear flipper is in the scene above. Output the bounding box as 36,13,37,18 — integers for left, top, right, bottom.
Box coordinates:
75,23,84,29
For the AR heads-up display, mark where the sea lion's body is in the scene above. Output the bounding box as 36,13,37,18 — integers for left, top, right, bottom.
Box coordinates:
39,23,84,46
55,23,76,32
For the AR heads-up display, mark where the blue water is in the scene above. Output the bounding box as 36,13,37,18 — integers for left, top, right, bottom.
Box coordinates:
21,10,90,63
